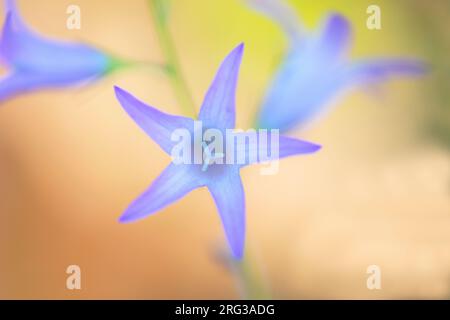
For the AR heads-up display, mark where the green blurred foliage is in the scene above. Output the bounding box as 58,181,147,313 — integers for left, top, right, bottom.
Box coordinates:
400,0,450,148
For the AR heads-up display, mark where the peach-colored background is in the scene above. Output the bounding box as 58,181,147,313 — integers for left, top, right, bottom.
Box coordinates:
0,0,449,299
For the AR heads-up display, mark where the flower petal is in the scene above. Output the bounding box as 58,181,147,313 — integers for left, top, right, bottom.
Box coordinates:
207,169,245,259
244,0,303,42
277,136,321,157
339,59,427,86
4,0,25,28
0,72,56,101
198,43,244,130
119,163,205,223
313,13,352,63
0,71,105,102
115,86,195,155
256,57,426,131
255,14,352,132
233,132,321,166
255,14,424,132
255,55,344,132
0,11,111,77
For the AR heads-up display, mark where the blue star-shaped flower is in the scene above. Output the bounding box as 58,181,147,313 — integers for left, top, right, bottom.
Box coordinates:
245,0,427,132
0,0,120,102
114,44,321,258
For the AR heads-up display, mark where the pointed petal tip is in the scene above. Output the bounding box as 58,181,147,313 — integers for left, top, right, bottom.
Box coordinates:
380,59,429,75
311,143,322,152
4,5,18,22
230,42,245,60
327,12,350,25
324,12,352,36
405,60,429,74
118,212,133,224
1,12,15,40
322,12,352,38
114,85,136,111
349,58,430,85
290,138,322,155
310,142,322,151
118,216,128,224
118,210,141,224
3,0,27,31
231,244,244,259
113,85,125,96
197,43,244,128
298,141,322,155
292,139,323,155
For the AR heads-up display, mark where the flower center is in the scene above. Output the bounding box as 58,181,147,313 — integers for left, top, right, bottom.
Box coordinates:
201,141,225,172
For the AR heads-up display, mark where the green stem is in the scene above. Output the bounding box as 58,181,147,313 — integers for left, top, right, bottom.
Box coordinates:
231,251,271,299
149,1,269,299
149,0,197,118
109,56,166,74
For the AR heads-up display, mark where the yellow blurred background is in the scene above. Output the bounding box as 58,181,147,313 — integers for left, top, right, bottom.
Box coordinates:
0,0,449,299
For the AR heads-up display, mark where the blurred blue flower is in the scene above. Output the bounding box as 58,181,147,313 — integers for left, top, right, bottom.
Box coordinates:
114,44,321,258
246,0,426,132
0,0,121,102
